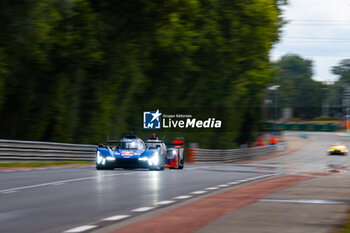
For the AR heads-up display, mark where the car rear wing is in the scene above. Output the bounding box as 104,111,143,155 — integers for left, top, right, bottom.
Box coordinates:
166,139,184,148
147,145,162,150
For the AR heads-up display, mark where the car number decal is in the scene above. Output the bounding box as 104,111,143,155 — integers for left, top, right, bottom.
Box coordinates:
122,152,133,156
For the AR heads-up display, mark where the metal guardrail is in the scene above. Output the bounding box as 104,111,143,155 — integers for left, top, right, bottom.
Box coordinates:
193,144,279,163
0,139,96,161
0,139,281,162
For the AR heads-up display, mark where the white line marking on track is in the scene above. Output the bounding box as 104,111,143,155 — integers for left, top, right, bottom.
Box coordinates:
52,182,65,186
132,207,154,212
1,190,17,194
260,199,346,204
190,190,208,194
228,182,239,185
206,187,219,190
174,195,192,199
239,179,249,183
0,172,136,193
157,200,175,205
218,184,229,187
102,215,130,221
246,177,257,181
64,225,97,232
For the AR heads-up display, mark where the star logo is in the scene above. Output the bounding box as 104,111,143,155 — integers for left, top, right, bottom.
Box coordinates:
143,110,162,129
150,109,162,122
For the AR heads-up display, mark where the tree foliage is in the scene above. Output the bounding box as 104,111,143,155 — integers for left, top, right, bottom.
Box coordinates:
332,59,350,84
0,0,284,148
330,59,350,111
274,55,326,119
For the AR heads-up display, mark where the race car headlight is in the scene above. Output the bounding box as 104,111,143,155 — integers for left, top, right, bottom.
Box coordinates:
106,156,115,161
97,151,103,164
167,150,177,159
138,157,148,161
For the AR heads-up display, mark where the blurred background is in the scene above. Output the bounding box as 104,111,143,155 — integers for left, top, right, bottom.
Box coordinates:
0,0,348,149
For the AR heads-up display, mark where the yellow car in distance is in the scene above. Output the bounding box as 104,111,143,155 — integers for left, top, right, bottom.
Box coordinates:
327,144,348,155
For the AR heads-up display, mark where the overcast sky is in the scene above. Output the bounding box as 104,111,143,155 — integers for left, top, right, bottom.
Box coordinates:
271,0,350,82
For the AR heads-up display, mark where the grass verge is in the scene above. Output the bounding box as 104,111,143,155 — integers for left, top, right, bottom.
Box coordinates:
0,161,94,167
336,209,350,233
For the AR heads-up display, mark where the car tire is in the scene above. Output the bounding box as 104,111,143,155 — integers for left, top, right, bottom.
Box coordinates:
178,159,184,169
96,165,114,170
149,165,164,171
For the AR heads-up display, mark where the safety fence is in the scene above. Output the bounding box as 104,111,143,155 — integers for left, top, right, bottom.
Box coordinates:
0,139,96,161
263,122,337,132
187,144,280,163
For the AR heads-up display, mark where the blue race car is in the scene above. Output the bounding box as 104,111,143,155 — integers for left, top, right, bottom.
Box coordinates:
96,134,165,170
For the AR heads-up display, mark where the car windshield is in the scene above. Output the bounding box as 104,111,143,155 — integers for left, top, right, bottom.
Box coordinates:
146,142,162,148
119,141,144,150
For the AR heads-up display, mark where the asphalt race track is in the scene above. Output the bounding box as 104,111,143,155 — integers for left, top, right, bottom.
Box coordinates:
0,164,279,233
1,131,350,233
254,131,350,172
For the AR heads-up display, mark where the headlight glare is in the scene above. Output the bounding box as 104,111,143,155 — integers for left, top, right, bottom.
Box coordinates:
97,151,103,164
152,155,159,165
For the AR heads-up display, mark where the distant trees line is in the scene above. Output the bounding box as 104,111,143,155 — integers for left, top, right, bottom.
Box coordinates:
272,55,350,120
0,0,285,148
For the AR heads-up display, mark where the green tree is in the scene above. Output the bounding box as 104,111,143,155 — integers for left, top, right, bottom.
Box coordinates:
274,54,325,119
330,59,350,114
332,59,350,84
0,0,285,148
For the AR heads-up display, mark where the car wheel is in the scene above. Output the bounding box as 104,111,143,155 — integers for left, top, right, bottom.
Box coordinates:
178,159,184,169
149,165,164,171
96,165,114,170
